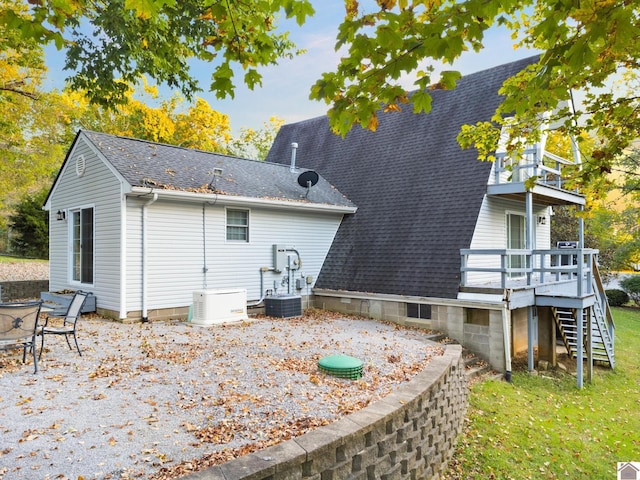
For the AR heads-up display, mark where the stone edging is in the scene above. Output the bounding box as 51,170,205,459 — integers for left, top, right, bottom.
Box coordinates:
0,280,49,302
183,344,468,480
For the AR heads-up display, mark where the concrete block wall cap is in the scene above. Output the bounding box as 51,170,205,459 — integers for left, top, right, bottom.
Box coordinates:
349,396,400,424
346,403,393,428
294,426,342,455
412,362,449,387
218,451,276,480
398,378,434,398
375,388,424,411
179,465,226,480
267,441,308,474
321,416,367,443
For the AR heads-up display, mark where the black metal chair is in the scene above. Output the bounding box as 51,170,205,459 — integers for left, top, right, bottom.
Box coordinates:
0,301,43,373
39,291,90,360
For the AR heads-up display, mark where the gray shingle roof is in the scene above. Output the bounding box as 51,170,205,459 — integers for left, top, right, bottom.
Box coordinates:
79,130,355,208
265,56,539,299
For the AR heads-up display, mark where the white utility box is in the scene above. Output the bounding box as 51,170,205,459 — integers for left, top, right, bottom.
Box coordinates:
191,288,248,325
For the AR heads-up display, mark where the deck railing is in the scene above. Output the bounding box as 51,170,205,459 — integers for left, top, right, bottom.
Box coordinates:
460,248,599,296
493,148,578,191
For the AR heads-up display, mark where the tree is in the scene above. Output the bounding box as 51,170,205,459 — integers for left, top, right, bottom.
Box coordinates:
0,0,314,106
228,116,285,160
4,1,638,195
620,275,640,307
0,2,73,232
8,187,49,258
174,98,232,152
0,0,44,99
309,2,640,182
65,81,235,152
546,130,639,275
5,1,640,199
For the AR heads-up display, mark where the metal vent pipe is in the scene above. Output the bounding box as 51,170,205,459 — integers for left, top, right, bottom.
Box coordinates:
290,142,298,172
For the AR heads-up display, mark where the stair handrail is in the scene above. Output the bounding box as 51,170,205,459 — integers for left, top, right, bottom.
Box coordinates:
592,262,615,367
589,300,615,367
593,262,615,330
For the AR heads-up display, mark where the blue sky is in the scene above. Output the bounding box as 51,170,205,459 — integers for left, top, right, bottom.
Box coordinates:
44,1,537,134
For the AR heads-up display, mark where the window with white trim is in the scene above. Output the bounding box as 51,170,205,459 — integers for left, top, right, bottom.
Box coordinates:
226,209,249,242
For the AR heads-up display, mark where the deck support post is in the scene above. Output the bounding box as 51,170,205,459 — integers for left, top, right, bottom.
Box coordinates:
576,307,584,388
586,307,593,383
527,306,535,371
526,192,533,285
502,304,512,382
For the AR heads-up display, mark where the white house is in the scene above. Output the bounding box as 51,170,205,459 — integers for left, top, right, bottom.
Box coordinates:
265,56,614,386
45,57,614,387
44,130,356,322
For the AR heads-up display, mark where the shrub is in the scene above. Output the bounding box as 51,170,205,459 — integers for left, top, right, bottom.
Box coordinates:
606,289,629,307
620,275,640,307
8,188,49,259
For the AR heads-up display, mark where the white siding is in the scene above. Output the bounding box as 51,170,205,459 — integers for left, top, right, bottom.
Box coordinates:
466,196,551,284
48,138,123,312
126,198,343,312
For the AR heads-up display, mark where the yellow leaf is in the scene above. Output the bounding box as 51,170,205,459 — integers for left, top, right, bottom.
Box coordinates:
345,0,359,18
367,114,379,132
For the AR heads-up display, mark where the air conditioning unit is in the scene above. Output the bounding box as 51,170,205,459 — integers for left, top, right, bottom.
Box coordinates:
265,295,302,318
191,289,248,325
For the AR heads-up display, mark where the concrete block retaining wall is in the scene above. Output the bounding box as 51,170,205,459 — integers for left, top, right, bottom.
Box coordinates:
0,280,49,302
183,345,467,480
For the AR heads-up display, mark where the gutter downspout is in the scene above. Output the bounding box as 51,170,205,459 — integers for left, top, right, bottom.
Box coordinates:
202,204,208,289
119,188,128,320
141,192,158,322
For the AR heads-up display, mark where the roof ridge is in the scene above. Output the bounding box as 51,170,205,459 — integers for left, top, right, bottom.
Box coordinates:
81,129,311,172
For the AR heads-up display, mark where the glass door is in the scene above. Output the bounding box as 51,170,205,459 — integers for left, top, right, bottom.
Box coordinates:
507,213,526,278
71,207,94,284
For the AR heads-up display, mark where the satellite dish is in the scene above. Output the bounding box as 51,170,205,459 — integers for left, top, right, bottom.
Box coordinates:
297,170,319,188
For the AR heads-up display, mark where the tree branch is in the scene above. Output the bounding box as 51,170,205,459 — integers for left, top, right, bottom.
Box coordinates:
0,82,39,100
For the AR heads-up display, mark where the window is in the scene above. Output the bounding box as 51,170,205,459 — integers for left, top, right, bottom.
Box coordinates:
226,209,249,242
71,207,94,284
407,303,431,319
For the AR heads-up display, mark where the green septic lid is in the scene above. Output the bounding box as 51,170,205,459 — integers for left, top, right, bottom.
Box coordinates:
318,355,363,379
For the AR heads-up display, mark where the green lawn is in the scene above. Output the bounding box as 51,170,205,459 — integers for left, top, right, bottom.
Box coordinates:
446,307,640,479
0,255,47,263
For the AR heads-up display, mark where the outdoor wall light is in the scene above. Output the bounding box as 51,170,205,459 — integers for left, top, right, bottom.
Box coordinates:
56,210,66,221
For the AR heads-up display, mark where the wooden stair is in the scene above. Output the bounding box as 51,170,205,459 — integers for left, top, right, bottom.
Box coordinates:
549,262,615,369
553,303,614,368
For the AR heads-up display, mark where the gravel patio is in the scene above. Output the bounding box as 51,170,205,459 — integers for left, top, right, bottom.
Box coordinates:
0,308,442,479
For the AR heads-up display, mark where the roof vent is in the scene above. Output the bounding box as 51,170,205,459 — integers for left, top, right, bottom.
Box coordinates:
290,142,298,172
76,155,86,177
208,168,223,191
